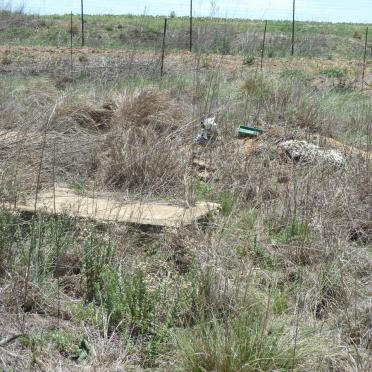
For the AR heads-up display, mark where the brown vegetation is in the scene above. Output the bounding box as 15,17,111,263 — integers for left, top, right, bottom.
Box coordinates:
0,17,371,371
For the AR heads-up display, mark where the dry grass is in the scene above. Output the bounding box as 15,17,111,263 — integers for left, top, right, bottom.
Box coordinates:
97,89,191,194
52,100,116,133
0,33,370,371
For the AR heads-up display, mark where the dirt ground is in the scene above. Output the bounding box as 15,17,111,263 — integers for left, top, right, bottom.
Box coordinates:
0,45,371,91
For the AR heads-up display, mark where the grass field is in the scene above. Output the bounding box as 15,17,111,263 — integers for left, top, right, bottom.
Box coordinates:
1,10,371,58
0,9,371,371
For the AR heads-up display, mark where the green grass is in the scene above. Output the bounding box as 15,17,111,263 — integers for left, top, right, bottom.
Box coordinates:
269,218,313,246
0,18,371,369
320,66,347,79
0,12,370,58
177,310,299,371
19,330,89,361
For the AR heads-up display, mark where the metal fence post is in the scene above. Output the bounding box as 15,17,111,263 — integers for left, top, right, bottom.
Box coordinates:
161,18,168,77
291,0,295,56
81,0,85,47
189,0,193,52
261,20,267,71
361,27,369,91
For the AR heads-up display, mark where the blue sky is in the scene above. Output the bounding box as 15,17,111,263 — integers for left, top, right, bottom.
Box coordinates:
3,1,372,23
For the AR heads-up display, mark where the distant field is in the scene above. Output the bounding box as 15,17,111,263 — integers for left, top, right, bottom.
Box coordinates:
0,11,371,58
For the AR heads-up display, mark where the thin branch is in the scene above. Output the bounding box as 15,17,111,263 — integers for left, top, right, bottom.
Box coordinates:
0,334,23,347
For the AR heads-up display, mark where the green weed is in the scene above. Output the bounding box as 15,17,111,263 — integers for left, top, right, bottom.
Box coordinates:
320,67,347,79
219,191,234,215
201,54,211,69
0,210,18,277
272,289,288,315
241,208,258,230
269,218,313,245
1,56,12,65
251,235,273,270
280,68,308,80
243,54,255,65
83,232,113,302
195,181,212,200
177,311,297,371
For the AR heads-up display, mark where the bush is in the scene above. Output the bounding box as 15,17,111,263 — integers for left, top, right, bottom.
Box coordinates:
1,56,11,65
177,311,298,371
201,54,211,69
99,268,157,335
320,67,346,79
213,33,231,55
269,218,313,246
353,31,362,40
280,68,307,80
99,89,187,195
243,54,255,65
78,55,88,63
219,191,234,215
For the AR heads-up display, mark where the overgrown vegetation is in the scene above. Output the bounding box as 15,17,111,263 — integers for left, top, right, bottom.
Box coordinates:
0,9,371,372
0,10,371,58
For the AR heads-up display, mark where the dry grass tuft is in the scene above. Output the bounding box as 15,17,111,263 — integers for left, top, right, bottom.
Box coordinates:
52,100,116,132
61,21,79,35
96,89,190,194
113,89,184,134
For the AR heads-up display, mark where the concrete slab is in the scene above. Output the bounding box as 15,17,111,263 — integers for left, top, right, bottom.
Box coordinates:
10,187,220,227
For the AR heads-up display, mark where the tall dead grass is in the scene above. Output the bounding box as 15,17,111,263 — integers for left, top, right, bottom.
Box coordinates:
0,50,370,371
98,89,191,195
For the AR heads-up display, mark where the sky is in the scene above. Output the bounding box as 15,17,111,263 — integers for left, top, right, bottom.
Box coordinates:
2,0,372,23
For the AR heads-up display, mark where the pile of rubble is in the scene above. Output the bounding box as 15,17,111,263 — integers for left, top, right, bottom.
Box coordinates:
278,139,346,167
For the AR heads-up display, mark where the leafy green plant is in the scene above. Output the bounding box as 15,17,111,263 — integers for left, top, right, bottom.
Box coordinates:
78,55,88,63
20,330,89,361
243,54,255,65
98,268,157,335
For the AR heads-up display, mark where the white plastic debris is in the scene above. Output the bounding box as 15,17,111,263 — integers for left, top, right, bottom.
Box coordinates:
279,140,346,167
195,115,218,145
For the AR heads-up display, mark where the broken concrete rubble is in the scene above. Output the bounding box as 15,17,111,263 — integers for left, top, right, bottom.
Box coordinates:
309,134,371,161
279,140,346,167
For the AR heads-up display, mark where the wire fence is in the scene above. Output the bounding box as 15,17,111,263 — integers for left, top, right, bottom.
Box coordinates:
0,5,370,58
0,2,371,89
